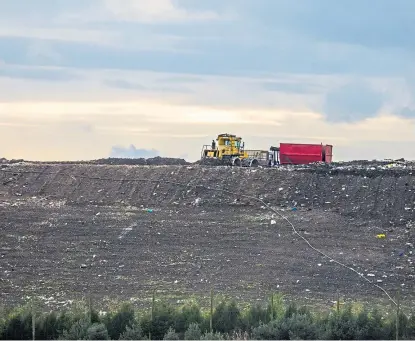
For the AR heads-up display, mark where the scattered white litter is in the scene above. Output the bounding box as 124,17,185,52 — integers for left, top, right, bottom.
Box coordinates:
118,227,133,240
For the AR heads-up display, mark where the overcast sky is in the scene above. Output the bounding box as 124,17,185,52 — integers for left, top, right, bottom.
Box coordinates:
0,0,414,161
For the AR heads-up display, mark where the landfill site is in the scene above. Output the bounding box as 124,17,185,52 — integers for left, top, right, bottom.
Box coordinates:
0,156,414,312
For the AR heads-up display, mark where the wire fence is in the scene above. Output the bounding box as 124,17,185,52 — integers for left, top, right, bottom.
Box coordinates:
2,288,410,341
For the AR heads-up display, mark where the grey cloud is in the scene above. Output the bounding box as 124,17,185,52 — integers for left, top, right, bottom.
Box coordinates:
110,145,159,158
262,81,324,94
2,0,414,125
157,76,206,84
239,0,415,50
103,78,192,93
104,79,147,90
323,82,385,123
397,107,415,119
0,66,80,82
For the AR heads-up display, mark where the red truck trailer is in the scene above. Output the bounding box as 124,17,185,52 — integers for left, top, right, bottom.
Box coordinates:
276,143,333,165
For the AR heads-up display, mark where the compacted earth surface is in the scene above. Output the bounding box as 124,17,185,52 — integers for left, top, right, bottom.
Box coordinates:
0,160,414,312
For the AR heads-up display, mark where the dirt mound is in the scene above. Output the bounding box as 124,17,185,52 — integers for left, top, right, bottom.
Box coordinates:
92,156,190,166
0,162,414,310
21,156,190,166
0,157,24,164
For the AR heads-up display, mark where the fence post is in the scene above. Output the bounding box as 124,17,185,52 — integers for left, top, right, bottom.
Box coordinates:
88,295,92,324
149,290,155,340
31,299,35,341
396,288,400,341
210,288,213,333
336,293,340,314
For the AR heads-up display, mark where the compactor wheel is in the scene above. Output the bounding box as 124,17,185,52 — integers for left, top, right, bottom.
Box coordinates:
232,158,242,167
249,159,259,167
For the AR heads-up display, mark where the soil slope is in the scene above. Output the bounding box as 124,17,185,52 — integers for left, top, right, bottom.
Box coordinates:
0,161,414,310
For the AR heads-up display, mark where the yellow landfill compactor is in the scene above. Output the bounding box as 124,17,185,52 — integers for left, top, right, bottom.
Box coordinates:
200,133,261,167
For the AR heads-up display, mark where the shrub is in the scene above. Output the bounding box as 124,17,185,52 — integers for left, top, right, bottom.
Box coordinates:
163,326,179,340
408,313,415,338
200,331,225,340
267,293,286,321
252,320,282,340
1,305,33,340
36,311,59,340
175,301,203,334
140,302,179,340
103,302,136,340
59,317,91,340
119,323,145,340
240,303,269,330
212,300,241,333
86,323,109,340
1,296,413,340
184,322,202,340
281,314,318,340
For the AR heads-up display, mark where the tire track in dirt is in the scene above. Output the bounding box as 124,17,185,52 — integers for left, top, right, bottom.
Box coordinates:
2,164,415,226
165,167,187,204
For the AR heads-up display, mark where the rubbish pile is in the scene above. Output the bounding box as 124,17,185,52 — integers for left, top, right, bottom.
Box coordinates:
292,159,415,177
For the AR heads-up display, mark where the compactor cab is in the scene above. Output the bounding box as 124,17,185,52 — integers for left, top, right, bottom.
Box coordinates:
200,133,258,167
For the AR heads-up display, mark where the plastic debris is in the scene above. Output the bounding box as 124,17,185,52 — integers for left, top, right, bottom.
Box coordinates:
376,233,386,239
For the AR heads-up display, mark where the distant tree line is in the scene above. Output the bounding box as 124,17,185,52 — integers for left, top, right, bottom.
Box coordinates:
1,294,414,340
